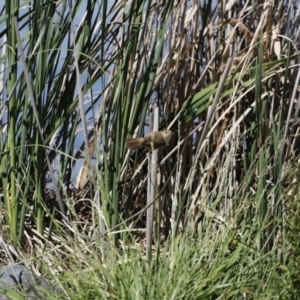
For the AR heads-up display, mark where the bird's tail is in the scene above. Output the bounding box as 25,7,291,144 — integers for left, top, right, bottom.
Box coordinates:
125,138,144,150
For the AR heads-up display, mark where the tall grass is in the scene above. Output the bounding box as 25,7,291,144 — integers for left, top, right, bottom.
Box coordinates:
0,0,300,298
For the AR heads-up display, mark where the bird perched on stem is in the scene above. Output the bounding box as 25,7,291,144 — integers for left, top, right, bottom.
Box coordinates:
126,130,173,151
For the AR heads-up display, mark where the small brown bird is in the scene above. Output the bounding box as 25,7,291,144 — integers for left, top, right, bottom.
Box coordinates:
126,129,173,151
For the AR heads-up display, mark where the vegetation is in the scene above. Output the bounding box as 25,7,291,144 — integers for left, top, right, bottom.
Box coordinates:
0,0,300,298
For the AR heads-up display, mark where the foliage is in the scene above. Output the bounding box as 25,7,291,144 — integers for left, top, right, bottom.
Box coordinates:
0,0,300,298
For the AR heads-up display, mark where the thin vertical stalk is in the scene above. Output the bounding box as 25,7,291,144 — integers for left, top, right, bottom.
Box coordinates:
146,108,159,263
4,0,18,241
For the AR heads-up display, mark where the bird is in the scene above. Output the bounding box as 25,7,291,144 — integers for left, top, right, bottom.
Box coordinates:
125,130,173,151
